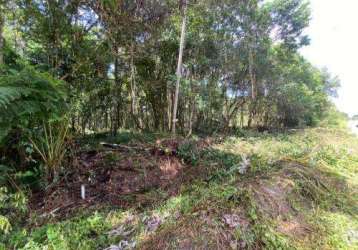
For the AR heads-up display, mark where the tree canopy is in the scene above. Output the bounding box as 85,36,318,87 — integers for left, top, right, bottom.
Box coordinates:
0,0,340,137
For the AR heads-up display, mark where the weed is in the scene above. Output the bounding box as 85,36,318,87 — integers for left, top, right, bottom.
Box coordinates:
177,140,199,165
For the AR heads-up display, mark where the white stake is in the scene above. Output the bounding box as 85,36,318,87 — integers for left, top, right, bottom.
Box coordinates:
81,184,86,200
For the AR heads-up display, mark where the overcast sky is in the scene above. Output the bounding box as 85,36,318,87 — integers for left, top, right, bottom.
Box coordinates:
300,0,358,117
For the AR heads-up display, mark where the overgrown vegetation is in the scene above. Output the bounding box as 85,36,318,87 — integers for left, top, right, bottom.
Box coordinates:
1,128,357,249
0,0,356,249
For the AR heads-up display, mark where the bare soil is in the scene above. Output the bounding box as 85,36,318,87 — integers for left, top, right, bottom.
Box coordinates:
29,139,211,220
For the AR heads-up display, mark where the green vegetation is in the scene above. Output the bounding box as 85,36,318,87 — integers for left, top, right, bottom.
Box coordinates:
0,0,341,134
1,128,357,249
0,64,67,142
0,0,356,249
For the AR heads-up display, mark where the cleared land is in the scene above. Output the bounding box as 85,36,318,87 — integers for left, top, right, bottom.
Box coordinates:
3,128,358,250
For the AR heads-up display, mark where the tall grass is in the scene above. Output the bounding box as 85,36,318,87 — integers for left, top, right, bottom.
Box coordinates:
30,120,69,183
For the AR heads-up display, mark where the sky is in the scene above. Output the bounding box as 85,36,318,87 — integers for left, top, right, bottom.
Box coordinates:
300,0,358,117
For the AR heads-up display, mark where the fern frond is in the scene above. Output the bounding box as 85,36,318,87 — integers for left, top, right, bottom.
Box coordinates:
0,66,67,144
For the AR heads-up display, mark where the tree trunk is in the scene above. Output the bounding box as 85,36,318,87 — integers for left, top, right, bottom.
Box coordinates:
167,89,172,131
186,75,195,137
113,56,121,136
248,43,257,128
248,46,256,100
187,96,195,137
0,13,4,65
240,107,244,128
172,0,188,135
130,44,143,130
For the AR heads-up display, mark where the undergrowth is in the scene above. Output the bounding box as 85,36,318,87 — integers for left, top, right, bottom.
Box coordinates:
1,128,357,250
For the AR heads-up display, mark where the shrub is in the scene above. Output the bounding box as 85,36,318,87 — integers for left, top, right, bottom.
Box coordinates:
178,140,200,165
0,64,67,143
0,187,27,235
0,63,68,187
30,120,70,183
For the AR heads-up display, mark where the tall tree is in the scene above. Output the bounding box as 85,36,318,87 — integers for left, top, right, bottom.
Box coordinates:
0,1,4,65
172,0,188,135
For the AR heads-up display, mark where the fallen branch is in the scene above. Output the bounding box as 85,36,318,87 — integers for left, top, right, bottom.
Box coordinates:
100,142,149,152
39,201,75,218
100,142,177,156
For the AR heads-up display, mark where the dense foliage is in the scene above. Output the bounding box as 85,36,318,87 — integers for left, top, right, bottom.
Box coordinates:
0,65,66,142
0,45,67,235
1,0,339,136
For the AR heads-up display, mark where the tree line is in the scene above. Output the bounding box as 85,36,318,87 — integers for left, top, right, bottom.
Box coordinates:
1,0,339,137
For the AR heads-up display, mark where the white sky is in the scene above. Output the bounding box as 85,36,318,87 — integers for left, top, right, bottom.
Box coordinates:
300,0,358,117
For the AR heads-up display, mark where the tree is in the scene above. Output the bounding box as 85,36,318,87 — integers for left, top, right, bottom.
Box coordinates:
2,0,338,135
172,0,189,135
0,1,5,65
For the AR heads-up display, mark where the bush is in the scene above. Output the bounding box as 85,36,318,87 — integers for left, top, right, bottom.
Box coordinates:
0,63,68,188
0,64,67,143
178,140,200,165
30,120,70,183
319,106,348,129
0,187,27,235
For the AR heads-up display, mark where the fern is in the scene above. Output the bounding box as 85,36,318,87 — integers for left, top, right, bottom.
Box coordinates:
0,86,31,107
0,66,67,143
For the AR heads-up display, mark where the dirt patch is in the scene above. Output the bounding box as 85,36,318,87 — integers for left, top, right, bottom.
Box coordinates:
29,139,212,220
277,216,313,239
